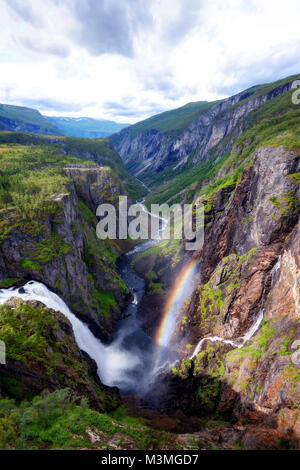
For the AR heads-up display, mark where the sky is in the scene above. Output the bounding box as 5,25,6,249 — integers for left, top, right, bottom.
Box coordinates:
0,0,300,124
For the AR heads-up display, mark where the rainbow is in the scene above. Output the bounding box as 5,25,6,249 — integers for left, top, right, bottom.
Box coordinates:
153,258,198,371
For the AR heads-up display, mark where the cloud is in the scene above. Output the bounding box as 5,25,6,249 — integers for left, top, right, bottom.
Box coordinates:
163,0,203,44
1,0,300,123
69,0,152,58
19,97,89,113
3,0,42,26
21,37,70,58
213,39,300,97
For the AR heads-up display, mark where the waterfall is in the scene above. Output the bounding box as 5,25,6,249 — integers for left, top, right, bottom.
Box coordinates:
190,256,282,359
0,200,172,394
190,336,239,359
0,281,140,387
122,201,168,257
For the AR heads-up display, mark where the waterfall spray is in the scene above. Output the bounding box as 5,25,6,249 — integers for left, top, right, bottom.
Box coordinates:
0,281,140,388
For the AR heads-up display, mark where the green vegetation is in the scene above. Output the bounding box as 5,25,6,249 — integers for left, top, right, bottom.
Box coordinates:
278,335,293,356
0,142,93,218
131,238,182,295
0,132,145,202
146,152,231,206
195,283,223,329
17,232,72,272
64,137,145,200
132,238,182,269
27,234,71,264
93,289,117,317
0,299,85,379
173,342,227,416
192,249,257,333
197,378,221,412
0,103,61,135
234,111,300,160
0,278,20,288
145,75,300,207
282,363,300,394
79,198,127,283
269,190,299,219
171,358,192,379
0,389,171,450
286,173,300,185
0,297,121,411
111,101,220,141
78,199,97,227
19,258,41,272
194,343,226,379
226,319,278,364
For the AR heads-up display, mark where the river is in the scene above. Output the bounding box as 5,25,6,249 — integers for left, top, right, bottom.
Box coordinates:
0,204,168,396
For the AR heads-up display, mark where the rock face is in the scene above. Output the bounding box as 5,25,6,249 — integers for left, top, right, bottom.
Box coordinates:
0,298,120,411
64,166,124,213
110,80,294,184
143,144,300,449
220,219,300,449
0,166,129,342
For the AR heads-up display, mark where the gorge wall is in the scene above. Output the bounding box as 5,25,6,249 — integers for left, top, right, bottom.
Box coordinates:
110,75,296,192
119,76,300,449
132,143,300,449
0,73,300,450
0,135,132,342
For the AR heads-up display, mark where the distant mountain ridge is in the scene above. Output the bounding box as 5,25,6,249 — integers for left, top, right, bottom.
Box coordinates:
0,103,61,135
0,104,130,139
45,116,130,138
110,73,300,204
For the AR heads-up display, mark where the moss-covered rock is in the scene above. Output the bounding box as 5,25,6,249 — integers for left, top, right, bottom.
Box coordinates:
0,298,120,411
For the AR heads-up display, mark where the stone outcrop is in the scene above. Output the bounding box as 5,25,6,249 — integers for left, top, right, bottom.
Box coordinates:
0,166,129,342
0,298,120,411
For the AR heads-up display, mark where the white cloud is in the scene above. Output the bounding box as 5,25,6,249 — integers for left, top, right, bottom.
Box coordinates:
0,0,299,123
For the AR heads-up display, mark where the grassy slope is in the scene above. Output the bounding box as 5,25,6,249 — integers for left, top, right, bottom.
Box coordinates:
0,389,179,450
0,104,61,135
0,132,145,201
145,75,300,206
0,134,129,321
0,298,176,450
0,138,98,218
0,145,89,220
111,100,220,145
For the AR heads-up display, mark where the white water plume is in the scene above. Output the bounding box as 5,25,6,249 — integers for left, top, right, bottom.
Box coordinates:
0,281,140,388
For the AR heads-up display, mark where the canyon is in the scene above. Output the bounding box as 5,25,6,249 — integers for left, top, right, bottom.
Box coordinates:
0,73,300,450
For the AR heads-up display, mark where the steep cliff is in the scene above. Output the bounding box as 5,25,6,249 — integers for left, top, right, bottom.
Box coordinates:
141,142,300,449
110,74,299,205
0,297,119,411
0,134,133,341
0,132,145,201
1,74,300,450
